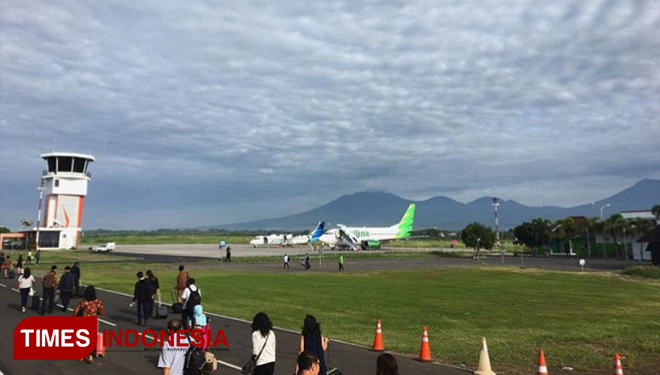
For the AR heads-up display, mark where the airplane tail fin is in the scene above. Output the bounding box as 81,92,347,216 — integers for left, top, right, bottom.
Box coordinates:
309,221,326,242
395,204,415,238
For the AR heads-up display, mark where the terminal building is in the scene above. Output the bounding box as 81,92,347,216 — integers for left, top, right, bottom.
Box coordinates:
1,152,95,250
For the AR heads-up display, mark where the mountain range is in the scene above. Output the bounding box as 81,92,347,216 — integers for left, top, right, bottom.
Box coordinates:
217,178,660,231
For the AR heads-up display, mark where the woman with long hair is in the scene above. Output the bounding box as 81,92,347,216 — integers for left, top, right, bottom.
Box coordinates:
15,255,24,276
250,312,276,375
297,315,328,375
16,267,35,312
376,353,399,375
73,286,105,364
146,270,160,318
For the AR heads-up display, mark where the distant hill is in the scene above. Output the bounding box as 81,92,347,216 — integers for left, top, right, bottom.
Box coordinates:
217,178,660,231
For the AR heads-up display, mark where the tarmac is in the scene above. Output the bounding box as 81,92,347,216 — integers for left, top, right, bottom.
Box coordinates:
0,273,471,375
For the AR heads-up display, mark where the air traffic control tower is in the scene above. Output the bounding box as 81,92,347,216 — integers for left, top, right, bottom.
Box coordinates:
36,152,95,249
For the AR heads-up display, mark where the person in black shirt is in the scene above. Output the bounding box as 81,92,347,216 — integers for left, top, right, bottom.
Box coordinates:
131,271,152,326
57,266,76,312
71,262,81,296
146,270,160,320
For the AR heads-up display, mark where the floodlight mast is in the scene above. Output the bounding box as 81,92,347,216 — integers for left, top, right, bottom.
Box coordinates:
35,178,44,251
492,197,503,265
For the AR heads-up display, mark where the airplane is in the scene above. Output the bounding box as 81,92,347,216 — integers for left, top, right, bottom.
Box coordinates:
318,204,416,250
249,222,325,248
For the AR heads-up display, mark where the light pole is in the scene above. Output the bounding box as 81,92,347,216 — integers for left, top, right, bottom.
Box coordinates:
622,226,628,261
599,203,610,220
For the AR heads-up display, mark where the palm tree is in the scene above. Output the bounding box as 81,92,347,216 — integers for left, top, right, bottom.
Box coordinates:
556,217,577,255
652,204,660,220
603,214,628,259
631,218,655,260
585,217,601,259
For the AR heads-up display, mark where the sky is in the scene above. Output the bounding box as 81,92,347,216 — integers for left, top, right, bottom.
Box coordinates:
1,0,659,230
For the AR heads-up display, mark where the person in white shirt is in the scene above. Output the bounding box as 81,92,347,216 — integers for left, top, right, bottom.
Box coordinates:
250,312,276,375
181,278,201,329
158,319,189,375
17,267,35,313
283,254,290,270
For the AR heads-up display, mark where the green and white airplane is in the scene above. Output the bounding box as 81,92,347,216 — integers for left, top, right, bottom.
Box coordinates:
317,203,416,250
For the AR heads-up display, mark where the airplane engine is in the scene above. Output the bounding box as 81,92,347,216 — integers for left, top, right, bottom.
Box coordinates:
362,239,381,250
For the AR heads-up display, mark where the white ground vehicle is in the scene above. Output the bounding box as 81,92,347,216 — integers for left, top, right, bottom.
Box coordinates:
91,242,115,252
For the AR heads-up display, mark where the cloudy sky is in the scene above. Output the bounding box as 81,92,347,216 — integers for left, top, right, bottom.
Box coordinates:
1,0,659,230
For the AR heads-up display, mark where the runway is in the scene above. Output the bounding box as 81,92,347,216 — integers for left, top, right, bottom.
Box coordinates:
0,275,470,375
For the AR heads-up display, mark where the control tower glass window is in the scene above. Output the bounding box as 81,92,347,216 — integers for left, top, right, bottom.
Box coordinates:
73,158,85,173
58,157,73,172
48,158,56,173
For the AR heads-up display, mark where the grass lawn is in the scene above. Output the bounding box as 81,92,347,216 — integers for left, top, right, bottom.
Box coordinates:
0,249,139,266
74,262,660,374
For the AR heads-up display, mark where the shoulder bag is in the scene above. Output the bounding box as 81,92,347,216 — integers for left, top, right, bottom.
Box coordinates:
241,332,269,375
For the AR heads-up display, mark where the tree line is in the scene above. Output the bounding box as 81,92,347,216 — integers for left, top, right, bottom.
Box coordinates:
459,204,660,259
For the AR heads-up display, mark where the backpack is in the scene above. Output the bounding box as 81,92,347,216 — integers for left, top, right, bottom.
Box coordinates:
186,287,201,311
184,344,207,375
43,272,56,288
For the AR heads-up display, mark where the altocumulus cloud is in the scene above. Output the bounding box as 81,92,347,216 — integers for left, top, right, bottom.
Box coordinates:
1,0,659,229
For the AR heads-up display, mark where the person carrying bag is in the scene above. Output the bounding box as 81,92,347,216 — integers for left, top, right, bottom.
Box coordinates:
241,332,270,375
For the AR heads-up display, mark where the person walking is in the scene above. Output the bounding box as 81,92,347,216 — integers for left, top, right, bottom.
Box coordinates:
376,353,399,375
3,255,12,278
71,262,81,296
72,286,105,364
303,253,311,270
283,253,289,270
193,304,210,350
225,246,231,263
41,265,59,315
251,312,276,375
338,255,345,272
146,270,160,319
158,319,189,375
27,250,33,265
175,265,188,303
296,351,320,375
297,315,328,375
131,271,152,326
17,267,35,313
35,249,41,265
15,255,24,276
57,266,76,312
181,278,201,329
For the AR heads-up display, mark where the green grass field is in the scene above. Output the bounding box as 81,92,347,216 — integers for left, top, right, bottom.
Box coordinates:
54,260,660,374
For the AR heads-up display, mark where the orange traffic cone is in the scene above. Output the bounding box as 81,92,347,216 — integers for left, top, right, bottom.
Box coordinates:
536,347,548,375
418,326,432,362
612,353,624,375
474,337,496,375
372,319,384,352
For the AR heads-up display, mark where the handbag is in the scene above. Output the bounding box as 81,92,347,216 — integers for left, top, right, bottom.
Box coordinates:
29,287,35,297
241,333,269,375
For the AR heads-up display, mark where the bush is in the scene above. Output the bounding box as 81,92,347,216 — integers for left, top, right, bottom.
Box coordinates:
623,265,660,279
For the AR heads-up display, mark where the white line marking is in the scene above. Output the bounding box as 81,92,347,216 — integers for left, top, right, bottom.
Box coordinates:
0,283,7,287
12,288,19,292
98,317,117,327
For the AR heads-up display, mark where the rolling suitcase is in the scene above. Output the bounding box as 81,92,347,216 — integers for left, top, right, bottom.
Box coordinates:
171,289,183,314
32,295,41,311
95,332,105,357
156,295,168,319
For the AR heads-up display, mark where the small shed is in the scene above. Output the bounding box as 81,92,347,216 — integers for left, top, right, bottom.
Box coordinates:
638,225,660,266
